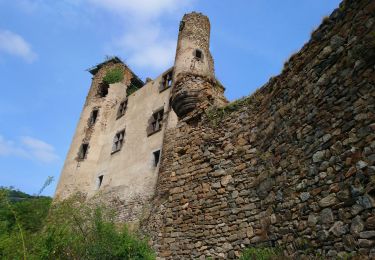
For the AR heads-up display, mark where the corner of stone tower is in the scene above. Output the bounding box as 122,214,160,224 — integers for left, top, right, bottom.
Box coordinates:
170,12,227,120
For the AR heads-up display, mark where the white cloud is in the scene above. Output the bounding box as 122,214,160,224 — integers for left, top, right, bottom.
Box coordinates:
87,0,182,20
0,136,28,158
0,29,37,62
4,0,192,70
114,24,176,70
21,136,59,163
87,0,193,72
0,135,59,163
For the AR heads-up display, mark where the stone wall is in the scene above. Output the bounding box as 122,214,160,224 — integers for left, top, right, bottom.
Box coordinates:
145,0,375,258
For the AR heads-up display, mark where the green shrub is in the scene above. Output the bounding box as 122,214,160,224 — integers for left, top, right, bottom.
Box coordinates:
0,187,48,260
0,190,155,260
240,247,282,260
103,67,124,84
33,195,155,259
0,188,52,233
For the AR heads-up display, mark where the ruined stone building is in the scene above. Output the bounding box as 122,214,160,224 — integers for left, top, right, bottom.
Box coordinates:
56,0,375,258
55,12,226,220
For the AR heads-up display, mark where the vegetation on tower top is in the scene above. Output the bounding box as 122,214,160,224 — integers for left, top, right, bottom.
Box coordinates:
102,67,124,85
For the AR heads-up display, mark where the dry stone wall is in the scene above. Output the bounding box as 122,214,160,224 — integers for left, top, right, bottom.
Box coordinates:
145,0,375,258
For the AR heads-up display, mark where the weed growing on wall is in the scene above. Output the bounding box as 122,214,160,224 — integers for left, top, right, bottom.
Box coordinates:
239,247,282,260
205,97,248,126
103,67,124,84
205,88,264,127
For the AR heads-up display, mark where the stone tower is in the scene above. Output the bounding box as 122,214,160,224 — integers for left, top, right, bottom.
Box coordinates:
171,12,226,119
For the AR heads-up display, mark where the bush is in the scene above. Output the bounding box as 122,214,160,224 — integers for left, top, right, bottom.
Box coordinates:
0,190,155,260
102,67,124,84
0,187,51,260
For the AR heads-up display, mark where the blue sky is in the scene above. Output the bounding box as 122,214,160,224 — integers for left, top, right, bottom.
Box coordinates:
0,0,341,196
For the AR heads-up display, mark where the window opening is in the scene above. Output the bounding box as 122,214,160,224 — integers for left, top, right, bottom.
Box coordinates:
153,150,161,167
194,49,203,60
78,143,89,160
167,73,172,88
159,70,173,92
112,129,125,153
147,109,164,136
98,175,104,189
116,99,128,119
98,83,109,97
89,109,99,126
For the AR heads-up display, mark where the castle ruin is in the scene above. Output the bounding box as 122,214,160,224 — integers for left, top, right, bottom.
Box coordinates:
56,0,375,258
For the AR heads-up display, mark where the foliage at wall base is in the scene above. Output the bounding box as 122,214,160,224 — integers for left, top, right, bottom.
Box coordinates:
0,189,155,260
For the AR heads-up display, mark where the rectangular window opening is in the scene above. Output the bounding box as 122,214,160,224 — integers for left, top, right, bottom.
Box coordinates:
78,143,89,160
98,175,104,189
116,99,128,119
159,70,173,92
195,49,203,59
112,129,125,153
147,108,164,136
167,74,172,88
89,109,99,125
153,150,161,167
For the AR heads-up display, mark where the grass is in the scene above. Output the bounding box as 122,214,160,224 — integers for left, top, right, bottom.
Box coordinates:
205,89,264,127
205,98,246,126
240,247,283,260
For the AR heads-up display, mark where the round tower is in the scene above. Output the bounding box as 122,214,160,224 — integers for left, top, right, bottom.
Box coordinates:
171,12,216,119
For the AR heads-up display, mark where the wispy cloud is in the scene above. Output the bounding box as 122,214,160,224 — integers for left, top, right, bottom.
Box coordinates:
87,0,183,20
0,29,37,62
4,0,192,70
20,136,59,163
114,24,176,70
87,0,193,72
0,136,28,158
0,135,59,163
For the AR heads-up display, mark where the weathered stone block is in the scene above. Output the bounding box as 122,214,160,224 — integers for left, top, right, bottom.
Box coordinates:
329,221,348,237
319,194,338,207
351,215,365,236
320,208,334,224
